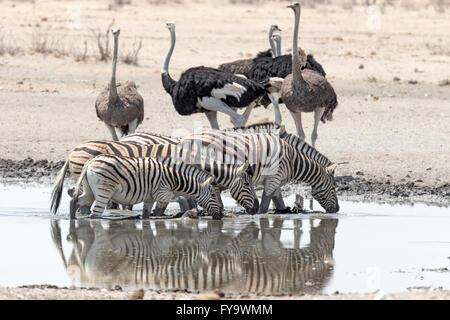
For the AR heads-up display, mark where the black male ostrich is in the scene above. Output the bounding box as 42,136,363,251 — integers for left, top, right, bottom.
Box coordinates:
161,22,275,129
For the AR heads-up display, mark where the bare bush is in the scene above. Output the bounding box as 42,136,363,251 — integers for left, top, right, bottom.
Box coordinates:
90,19,115,61
121,37,143,65
74,40,88,62
31,31,52,54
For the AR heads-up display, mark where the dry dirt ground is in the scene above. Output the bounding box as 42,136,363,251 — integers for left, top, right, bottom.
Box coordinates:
0,0,449,299
1,285,450,300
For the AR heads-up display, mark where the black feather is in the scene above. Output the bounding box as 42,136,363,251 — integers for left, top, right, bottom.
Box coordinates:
162,66,268,116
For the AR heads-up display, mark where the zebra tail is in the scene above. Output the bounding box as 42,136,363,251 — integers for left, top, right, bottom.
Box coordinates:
50,159,69,214
69,162,89,219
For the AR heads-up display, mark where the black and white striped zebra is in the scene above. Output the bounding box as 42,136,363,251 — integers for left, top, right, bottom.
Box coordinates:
69,154,223,219
226,122,332,168
176,130,339,214
120,132,180,145
50,137,257,217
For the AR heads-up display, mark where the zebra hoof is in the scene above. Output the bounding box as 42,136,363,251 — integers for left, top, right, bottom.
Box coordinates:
274,207,292,214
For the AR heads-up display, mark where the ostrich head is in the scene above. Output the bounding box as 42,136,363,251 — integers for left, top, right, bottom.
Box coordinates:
287,2,301,12
270,24,281,33
165,22,175,31
111,28,120,37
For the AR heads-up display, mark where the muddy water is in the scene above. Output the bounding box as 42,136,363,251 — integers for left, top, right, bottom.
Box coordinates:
0,183,449,295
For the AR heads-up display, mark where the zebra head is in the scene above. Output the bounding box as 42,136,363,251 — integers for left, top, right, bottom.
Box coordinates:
229,162,259,215
196,176,224,220
311,164,339,213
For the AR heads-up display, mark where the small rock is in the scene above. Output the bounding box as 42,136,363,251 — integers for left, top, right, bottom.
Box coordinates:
393,76,400,82
358,64,364,69
408,80,418,85
130,289,145,300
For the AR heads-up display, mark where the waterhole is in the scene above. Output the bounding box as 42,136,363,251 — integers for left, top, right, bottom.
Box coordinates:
0,183,449,295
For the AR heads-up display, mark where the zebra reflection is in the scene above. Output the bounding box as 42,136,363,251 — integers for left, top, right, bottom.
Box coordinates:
50,217,337,294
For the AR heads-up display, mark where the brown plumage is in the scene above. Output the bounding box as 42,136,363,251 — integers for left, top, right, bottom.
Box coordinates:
95,80,144,135
280,3,337,147
95,28,144,140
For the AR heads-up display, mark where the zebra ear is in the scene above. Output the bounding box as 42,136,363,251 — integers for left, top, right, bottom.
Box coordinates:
326,163,338,175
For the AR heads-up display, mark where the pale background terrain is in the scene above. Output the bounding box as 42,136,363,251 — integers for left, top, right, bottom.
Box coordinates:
0,0,449,187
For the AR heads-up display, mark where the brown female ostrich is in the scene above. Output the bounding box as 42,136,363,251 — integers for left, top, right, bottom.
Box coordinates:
279,3,337,148
217,24,281,75
95,28,144,141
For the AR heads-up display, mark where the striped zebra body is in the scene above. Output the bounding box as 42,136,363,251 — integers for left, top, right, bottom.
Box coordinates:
70,154,223,219
121,132,180,145
177,130,339,213
50,140,175,214
227,122,332,167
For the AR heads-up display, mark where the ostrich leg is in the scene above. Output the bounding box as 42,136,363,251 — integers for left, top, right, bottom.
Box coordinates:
205,111,220,130
290,111,305,142
311,107,325,148
200,97,246,128
127,118,139,135
105,123,119,141
268,93,282,124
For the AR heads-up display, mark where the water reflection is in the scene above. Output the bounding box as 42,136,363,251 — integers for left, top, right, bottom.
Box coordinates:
50,217,338,294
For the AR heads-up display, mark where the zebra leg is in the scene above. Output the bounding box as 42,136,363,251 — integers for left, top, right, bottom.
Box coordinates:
271,188,290,213
290,111,305,142
89,199,109,218
205,111,220,130
153,202,169,216
121,204,133,211
104,123,119,141
187,197,197,209
311,107,325,148
142,200,154,219
259,193,272,214
199,97,246,128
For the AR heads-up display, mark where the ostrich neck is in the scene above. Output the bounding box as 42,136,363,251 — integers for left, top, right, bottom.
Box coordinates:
109,35,119,103
269,27,277,56
291,9,304,84
276,38,281,57
162,28,176,75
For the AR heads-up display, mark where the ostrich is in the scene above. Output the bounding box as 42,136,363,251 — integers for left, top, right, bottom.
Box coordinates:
218,24,282,75
161,22,274,129
272,34,282,57
95,28,144,141
279,2,338,148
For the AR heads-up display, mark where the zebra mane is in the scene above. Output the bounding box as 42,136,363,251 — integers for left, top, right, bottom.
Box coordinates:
284,133,332,167
131,132,180,140
224,122,287,137
160,156,216,184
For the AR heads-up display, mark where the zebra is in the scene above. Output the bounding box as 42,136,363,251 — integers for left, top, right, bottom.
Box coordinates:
50,216,337,294
120,132,180,145
176,130,339,214
226,122,332,168
225,121,334,211
119,125,336,213
69,154,224,220
50,139,257,217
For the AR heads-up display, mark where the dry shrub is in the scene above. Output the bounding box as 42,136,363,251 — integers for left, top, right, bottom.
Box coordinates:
121,37,143,65
74,40,88,62
91,19,115,61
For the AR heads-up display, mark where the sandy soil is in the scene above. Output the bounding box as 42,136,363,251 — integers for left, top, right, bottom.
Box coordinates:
1,285,450,300
0,0,448,188
0,0,449,299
